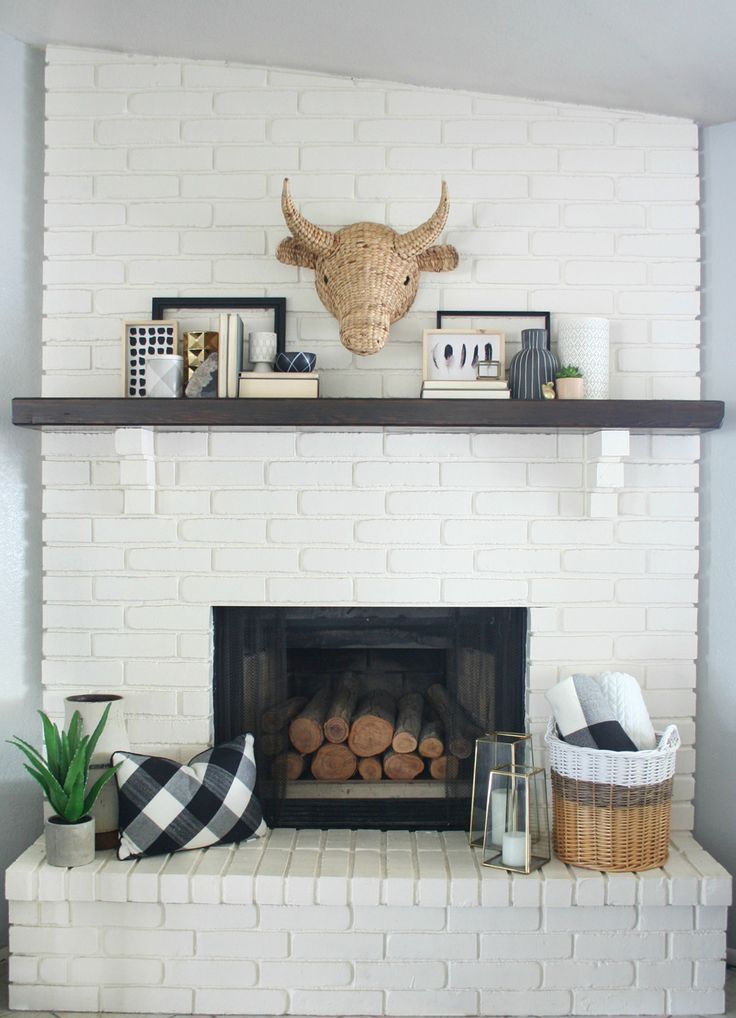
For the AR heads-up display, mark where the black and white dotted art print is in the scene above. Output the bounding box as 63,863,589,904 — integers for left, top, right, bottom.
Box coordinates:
123,321,178,397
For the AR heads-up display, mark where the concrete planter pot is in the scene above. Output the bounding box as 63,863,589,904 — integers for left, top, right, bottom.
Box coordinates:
45,814,95,867
555,376,584,399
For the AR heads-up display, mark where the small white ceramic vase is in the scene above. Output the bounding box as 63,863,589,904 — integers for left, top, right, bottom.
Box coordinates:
45,815,95,867
556,317,610,399
65,694,130,846
248,331,277,373
146,354,184,397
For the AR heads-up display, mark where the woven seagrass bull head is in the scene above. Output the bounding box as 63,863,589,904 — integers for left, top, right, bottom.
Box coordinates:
276,178,458,356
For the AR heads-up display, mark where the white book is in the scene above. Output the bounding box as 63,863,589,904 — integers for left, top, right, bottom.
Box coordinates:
421,388,511,400
217,312,229,398
226,314,244,398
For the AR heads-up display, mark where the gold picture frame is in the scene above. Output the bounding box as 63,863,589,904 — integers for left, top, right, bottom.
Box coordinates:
422,328,505,383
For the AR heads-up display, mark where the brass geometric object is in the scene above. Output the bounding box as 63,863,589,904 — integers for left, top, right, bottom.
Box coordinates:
184,331,219,381
469,732,533,849
480,763,550,874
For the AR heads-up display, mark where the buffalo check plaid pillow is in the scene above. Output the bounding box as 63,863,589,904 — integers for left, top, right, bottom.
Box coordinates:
113,734,268,860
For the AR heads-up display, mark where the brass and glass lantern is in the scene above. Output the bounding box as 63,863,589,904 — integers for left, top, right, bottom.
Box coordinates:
469,732,533,849
480,763,550,873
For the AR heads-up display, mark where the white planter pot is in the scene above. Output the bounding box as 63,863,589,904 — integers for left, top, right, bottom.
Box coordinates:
45,815,95,867
556,317,610,399
64,694,129,842
249,331,277,372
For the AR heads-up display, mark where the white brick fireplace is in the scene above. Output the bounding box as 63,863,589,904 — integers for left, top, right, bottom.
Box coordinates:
6,43,731,1016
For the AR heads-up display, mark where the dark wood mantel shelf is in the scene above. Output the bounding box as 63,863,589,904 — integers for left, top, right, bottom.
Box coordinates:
11,397,724,432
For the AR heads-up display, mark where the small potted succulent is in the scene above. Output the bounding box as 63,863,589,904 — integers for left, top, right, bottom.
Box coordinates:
555,365,584,400
8,705,121,867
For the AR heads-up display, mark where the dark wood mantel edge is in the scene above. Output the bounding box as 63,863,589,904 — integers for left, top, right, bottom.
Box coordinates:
11,396,725,432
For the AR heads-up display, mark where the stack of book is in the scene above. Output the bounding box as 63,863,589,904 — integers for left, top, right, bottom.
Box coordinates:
420,379,510,399
217,313,245,398
238,372,319,399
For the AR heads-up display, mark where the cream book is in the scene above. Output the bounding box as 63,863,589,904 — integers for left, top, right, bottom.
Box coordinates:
238,374,319,398
421,379,508,390
217,312,229,398
226,314,244,398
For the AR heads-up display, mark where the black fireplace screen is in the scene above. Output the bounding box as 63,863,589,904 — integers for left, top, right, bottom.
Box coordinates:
214,607,526,830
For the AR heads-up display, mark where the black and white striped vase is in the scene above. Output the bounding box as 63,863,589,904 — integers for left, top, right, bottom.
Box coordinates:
507,329,558,400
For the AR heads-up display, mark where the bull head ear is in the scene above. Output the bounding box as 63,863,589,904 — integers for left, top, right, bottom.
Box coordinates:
276,237,319,269
417,244,459,273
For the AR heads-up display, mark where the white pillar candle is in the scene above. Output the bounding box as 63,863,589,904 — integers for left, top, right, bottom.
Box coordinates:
490,789,507,847
502,831,527,869
145,354,183,397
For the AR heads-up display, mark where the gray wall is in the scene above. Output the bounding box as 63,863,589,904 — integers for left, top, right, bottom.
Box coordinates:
0,32,44,944
698,121,736,949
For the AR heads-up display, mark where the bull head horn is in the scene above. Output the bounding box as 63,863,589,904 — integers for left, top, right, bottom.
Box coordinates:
394,181,450,259
281,178,334,255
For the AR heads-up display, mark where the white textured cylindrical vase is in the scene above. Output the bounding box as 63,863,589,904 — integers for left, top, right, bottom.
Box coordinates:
556,317,610,399
146,354,184,397
249,331,277,372
65,694,130,847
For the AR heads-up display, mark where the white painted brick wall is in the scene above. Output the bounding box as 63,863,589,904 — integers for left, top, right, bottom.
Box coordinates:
6,833,729,1015
38,420,701,825
41,45,700,399
37,44,703,837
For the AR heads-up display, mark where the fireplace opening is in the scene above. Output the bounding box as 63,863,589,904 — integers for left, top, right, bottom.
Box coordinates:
214,607,526,830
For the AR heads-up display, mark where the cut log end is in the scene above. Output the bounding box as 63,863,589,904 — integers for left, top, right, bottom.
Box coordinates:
392,731,418,754
417,735,444,759
357,756,383,782
324,675,361,744
383,749,425,781
392,691,423,754
261,695,309,734
271,751,305,781
348,689,396,757
429,754,460,781
288,684,333,755
311,743,357,782
288,717,324,755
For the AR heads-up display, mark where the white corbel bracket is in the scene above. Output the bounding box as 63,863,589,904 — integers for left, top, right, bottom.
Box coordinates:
114,427,156,514
584,429,630,519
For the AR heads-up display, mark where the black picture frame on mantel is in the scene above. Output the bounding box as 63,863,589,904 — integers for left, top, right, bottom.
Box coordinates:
151,297,287,354
436,310,552,350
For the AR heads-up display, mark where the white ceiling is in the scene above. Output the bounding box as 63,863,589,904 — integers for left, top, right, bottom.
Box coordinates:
2,0,736,124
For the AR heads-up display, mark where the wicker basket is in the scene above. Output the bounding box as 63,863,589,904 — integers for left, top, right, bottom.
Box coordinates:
544,717,680,872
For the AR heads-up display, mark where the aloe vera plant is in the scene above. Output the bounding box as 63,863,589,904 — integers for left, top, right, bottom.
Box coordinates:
556,364,583,378
8,705,121,824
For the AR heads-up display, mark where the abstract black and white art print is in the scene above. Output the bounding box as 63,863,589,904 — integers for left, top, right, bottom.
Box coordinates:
123,320,178,397
422,329,505,382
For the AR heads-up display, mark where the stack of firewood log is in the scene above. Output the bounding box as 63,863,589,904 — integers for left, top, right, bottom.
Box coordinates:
261,680,480,782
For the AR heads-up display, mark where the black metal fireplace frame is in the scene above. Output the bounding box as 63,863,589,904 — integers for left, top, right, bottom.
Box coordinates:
214,606,526,831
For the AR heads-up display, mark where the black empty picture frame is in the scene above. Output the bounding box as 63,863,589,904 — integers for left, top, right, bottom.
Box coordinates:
436,310,551,350
151,297,287,354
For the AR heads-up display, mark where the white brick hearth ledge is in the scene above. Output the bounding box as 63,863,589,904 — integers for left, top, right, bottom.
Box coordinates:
6,829,730,1016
